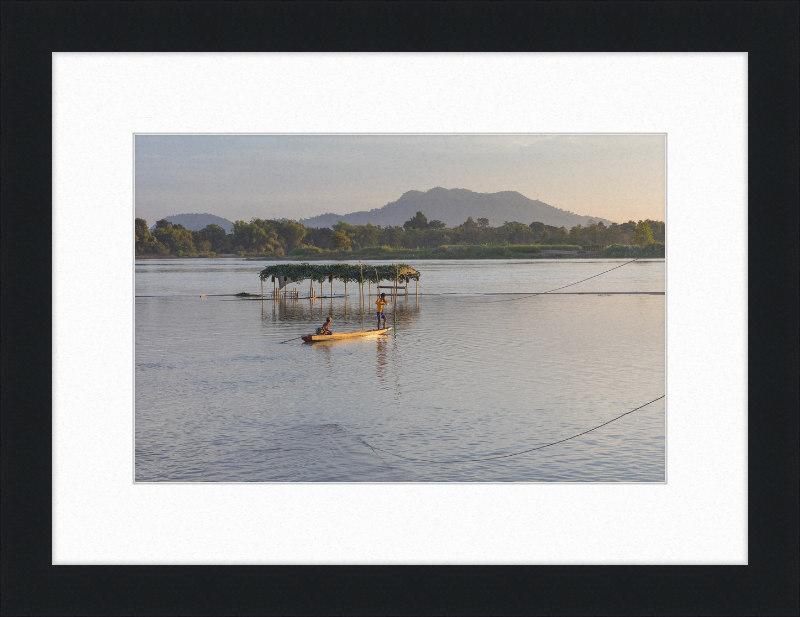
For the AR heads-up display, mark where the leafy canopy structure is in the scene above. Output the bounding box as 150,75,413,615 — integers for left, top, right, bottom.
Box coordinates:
258,263,420,284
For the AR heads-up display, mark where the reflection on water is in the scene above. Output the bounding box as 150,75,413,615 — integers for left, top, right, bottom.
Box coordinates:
135,258,665,482
375,336,389,389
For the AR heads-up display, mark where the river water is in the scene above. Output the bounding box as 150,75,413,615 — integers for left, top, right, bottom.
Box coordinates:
135,258,665,482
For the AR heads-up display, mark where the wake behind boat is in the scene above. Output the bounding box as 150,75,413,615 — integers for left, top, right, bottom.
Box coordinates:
301,327,392,342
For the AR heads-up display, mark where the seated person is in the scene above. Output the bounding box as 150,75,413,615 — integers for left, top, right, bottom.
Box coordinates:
316,317,333,335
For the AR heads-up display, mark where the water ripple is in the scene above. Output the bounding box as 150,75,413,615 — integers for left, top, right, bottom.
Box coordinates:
136,260,665,482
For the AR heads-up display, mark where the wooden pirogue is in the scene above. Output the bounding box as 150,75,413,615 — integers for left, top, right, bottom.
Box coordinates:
301,327,392,342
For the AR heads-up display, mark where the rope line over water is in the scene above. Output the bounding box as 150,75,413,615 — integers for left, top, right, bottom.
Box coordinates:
365,395,665,464
486,248,661,303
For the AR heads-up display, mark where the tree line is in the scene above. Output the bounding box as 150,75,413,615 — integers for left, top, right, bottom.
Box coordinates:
135,212,664,257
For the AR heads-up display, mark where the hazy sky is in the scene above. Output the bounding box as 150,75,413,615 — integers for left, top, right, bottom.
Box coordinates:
135,135,665,225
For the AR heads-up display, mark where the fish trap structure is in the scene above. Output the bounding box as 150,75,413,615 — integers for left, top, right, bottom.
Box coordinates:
258,262,421,304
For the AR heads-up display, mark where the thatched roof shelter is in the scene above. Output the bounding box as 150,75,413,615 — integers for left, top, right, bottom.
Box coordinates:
258,263,420,284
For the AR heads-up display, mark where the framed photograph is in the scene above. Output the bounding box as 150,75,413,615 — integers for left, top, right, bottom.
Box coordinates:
133,132,666,484
3,2,797,615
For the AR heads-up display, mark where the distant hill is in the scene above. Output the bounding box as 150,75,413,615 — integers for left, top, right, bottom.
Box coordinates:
149,213,234,233
298,187,615,229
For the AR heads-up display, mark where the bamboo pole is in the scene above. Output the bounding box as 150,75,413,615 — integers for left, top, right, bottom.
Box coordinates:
360,269,364,329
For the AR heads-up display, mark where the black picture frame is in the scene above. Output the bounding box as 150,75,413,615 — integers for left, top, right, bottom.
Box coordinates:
2,2,797,615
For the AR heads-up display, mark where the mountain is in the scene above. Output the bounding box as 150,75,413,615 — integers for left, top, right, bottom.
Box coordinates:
298,187,615,229
149,213,234,233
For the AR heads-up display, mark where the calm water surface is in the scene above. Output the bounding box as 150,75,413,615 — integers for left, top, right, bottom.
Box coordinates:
135,258,665,482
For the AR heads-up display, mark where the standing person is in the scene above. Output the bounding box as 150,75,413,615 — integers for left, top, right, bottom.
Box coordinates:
375,293,390,329
316,316,333,335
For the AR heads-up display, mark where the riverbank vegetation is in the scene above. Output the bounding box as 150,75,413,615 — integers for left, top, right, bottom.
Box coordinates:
136,211,664,259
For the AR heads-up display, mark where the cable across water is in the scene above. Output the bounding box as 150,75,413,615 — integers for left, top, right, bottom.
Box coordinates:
484,247,661,303
364,395,665,464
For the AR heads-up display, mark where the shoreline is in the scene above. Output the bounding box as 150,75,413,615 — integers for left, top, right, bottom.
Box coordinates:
136,249,664,261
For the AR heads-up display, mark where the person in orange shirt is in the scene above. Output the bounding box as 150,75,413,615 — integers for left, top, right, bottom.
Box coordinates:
375,293,390,329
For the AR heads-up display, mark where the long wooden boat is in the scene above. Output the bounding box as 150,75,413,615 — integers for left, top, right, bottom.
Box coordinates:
301,327,392,342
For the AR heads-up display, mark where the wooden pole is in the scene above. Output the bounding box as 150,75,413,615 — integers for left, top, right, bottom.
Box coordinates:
360,267,364,329
394,265,397,313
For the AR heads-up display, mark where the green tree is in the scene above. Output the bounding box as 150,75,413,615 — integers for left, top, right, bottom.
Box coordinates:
333,220,360,248
150,219,196,254
595,221,607,244
276,219,306,249
458,217,477,243
151,227,173,252
135,218,150,241
568,225,582,245
359,222,379,247
607,224,624,245
645,219,665,242
380,226,406,248
427,219,446,230
330,231,351,251
403,211,429,230
231,219,279,252
500,221,533,244
633,220,654,246
333,220,356,235
303,227,333,250
199,224,229,252
230,220,253,250
586,220,600,245
529,221,545,240
173,228,196,254
425,229,450,246
477,217,490,228
135,218,154,254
